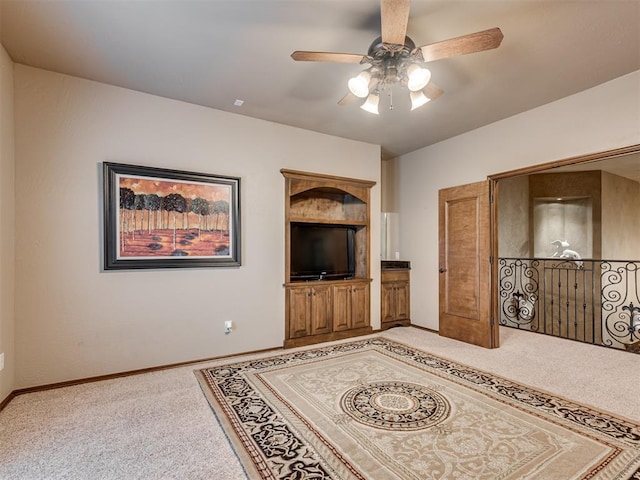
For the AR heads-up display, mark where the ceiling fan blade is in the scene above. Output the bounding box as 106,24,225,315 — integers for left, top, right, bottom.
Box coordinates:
291,51,366,64
418,27,504,62
338,92,359,106
423,82,444,101
380,0,410,45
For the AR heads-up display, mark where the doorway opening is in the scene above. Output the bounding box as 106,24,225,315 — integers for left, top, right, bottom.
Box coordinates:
492,145,640,353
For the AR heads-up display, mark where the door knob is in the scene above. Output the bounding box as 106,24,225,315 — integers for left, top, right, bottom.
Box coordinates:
439,268,447,273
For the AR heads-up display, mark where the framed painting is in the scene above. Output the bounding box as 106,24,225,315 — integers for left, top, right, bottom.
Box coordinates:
103,162,241,270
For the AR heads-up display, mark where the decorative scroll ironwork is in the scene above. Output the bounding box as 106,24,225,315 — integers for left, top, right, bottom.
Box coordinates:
498,258,539,330
499,258,640,353
601,261,640,349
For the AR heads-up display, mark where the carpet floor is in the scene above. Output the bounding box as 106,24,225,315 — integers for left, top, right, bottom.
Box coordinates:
0,327,639,479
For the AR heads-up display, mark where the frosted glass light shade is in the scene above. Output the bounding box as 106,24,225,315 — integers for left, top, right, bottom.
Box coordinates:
348,71,372,98
410,90,430,110
360,93,380,114
407,64,431,92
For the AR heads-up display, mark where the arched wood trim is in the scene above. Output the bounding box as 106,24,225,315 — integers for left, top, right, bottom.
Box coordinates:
488,144,640,181
281,169,376,203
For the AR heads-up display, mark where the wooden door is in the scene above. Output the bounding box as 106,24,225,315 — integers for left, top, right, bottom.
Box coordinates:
438,180,497,348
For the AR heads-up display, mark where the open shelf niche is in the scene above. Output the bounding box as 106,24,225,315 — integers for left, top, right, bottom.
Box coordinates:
281,169,376,348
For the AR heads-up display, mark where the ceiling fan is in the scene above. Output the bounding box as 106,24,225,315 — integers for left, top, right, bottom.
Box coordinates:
291,0,503,114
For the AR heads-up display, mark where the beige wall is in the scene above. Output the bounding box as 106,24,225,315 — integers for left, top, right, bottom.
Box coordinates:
0,44,15,401
529,171,601,259
497,175,529,258
601,171,640,260
498,170,640,261
381,158,396,212
391,70,640,331
13,65,380,389
5,62,640,391
380,159,401,260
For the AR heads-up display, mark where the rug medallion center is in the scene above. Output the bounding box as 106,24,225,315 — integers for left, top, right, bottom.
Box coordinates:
340,381,450,431
374,392,415,411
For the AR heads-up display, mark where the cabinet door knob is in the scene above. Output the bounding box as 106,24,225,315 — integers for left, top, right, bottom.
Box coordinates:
439,267,447,273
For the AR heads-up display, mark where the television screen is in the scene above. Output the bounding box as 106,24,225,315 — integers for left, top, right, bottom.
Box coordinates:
290,224,355,280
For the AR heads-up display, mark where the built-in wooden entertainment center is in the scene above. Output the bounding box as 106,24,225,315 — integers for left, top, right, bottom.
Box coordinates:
281,169,375,348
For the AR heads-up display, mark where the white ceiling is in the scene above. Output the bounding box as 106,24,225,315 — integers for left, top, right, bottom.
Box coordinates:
1,0,639,159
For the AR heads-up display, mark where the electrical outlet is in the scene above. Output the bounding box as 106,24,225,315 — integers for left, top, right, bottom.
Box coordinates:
224,321,233,334
0,353,4,372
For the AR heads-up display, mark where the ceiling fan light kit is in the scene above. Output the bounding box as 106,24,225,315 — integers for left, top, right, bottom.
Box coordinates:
406,63,431,92
410,90,431,111
346,42,433,113
348,70,373,98
291,0,503,114
361,93,381,115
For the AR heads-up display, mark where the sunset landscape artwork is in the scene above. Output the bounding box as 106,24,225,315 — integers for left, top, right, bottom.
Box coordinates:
104,163,241,269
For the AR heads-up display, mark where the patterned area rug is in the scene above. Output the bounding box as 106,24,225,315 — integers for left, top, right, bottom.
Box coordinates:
195,338,640,479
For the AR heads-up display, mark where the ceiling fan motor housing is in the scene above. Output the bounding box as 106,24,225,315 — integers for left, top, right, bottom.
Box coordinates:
367,35,416,57
366,36,422,88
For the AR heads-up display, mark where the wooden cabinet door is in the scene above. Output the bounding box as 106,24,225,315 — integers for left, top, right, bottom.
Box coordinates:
381,270,410,326
394,281,410,320
310,285,332,335
350,283,370,329
288,287,311,339
332,284,351,332
438,180,496,348
381,281,395,322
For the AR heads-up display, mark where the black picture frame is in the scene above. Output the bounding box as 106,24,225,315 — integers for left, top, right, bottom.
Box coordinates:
103,162,241,270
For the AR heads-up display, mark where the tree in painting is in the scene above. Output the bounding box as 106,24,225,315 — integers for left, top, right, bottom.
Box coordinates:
133,194,145,234
213,200,229,231
190,197,209,237
163,193,187,251
144,194,161,232
119,187,135,251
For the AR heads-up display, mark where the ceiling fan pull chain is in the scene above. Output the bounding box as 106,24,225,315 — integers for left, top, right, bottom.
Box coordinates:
389,89,394,111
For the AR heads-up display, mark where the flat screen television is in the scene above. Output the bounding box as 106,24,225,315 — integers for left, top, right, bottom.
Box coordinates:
290,223,355,281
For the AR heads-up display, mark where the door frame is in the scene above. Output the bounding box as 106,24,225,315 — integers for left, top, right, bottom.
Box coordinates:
488,144,640,344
